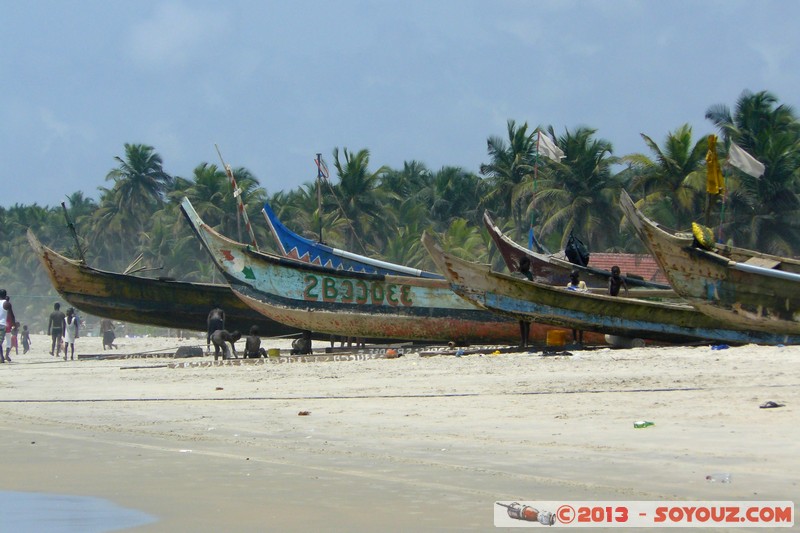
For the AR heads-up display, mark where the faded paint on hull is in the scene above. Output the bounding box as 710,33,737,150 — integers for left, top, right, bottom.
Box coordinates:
423,232,800,345
620,191,800,335
484,211,670,290
27,229,298,336
183,198,601,344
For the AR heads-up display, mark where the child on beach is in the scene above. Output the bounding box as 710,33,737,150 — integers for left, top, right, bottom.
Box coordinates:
10,322,19,355
63,308,79,361
244,326,267,358
21,325,31,354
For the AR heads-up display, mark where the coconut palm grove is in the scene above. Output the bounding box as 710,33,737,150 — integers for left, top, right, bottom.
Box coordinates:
3,90,799,328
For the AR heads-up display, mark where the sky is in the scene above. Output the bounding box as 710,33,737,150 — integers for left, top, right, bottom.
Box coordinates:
3,0,800,208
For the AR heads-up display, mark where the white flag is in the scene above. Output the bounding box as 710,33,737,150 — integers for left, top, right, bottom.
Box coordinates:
728,142,765,178
537,131,565,162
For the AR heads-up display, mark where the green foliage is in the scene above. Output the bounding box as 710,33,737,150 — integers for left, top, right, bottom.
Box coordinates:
4,89,800,333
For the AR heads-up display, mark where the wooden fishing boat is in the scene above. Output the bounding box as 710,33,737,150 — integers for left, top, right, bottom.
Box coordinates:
620,190,800,335
422,231,800,345
183,197,601,345
263,201,441,278
484,211,670,289
27,229,299,336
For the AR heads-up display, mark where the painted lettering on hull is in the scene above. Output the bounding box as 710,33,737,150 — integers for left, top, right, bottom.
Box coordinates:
304,275,413,306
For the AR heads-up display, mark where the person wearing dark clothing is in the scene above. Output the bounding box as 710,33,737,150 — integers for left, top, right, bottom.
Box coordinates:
517,257,533,347
100,318,117,349
207,305,225,353
566,270,586,344
21,325,31,354
48,302,66,356
0,290,12,362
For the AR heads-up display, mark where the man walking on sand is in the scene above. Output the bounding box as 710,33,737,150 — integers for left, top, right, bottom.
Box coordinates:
48,302,66,356
0,289,9,363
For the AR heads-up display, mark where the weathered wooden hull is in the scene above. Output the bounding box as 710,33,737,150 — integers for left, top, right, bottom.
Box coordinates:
484,211,670,289
263,201,441,278
423,232,800,345
27,229,299,336
184,198,597,344
620,190,800,335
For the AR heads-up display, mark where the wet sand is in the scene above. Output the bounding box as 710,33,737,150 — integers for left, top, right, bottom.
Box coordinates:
0,334,797,531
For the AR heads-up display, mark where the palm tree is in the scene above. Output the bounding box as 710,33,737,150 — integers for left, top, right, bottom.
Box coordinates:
620,124,708,229
106,143,173,216
103,144,173,259
706,90,800,253
479,120,537,238
534,127,621,252
330,147,390,253
420,166,487,231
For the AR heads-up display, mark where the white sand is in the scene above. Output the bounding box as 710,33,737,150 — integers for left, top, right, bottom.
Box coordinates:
0,334,797,531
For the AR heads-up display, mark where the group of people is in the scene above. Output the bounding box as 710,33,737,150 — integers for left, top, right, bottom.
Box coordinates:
0,290,33,362
207,305,267,360
47,302,80,360
516,256,630,347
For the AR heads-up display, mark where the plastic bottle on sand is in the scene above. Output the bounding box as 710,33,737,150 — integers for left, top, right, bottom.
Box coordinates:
706,473,732,483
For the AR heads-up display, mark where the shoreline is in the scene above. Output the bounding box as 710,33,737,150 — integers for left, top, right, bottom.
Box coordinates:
0,335,796,531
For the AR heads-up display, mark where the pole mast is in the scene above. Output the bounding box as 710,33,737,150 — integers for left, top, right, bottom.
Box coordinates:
316,153,323,243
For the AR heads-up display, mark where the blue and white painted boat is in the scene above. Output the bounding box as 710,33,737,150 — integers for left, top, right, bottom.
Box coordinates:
182,197,534,344
262,201,441,278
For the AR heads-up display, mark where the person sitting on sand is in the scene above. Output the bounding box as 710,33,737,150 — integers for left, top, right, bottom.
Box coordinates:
244,326,267,358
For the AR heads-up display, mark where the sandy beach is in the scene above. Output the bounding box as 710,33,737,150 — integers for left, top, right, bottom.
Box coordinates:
0,333,796,531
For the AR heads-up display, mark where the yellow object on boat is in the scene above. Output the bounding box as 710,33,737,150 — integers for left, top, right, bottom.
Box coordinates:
692,222,716,250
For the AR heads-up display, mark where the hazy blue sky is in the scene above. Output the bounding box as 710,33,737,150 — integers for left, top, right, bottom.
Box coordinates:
3,1,799,208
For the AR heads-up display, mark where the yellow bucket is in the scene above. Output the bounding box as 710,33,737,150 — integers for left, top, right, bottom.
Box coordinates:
546,330,568,346
267,348,280,357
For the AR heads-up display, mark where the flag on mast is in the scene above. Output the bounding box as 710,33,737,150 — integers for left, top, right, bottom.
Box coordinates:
705,134,724,195
728,142,765,178
537,131,565,162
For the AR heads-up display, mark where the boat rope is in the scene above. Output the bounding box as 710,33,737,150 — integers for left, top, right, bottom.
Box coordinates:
215,144,259,250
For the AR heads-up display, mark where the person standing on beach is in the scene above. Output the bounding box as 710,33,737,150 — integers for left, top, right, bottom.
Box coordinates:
21,325,31,354
63,307,79,360
207,304,225,353
100,318,117,349
0,289,8,363
48,303,66,356
565,270,587,344
10,322,19,356
516,257,533,347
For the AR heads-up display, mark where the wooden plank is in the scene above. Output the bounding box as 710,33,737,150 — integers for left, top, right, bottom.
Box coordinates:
743,256,781,269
